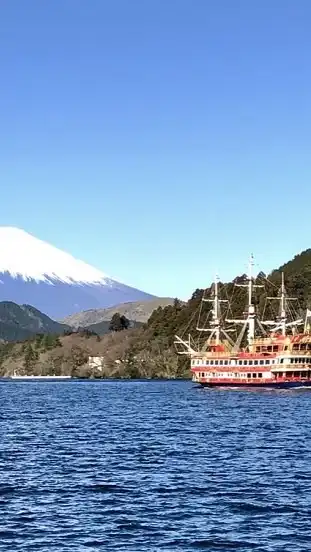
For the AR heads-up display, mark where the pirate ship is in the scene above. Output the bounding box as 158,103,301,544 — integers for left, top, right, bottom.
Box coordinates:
175,256,311,388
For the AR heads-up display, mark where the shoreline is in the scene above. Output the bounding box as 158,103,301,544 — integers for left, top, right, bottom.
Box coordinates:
0,376,191,382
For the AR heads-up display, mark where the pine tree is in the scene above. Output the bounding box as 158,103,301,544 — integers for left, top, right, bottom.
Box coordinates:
109,313,130,332
23,343,38,374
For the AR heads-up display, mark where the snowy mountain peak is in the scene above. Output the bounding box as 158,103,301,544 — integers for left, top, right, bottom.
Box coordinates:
0,226,111,285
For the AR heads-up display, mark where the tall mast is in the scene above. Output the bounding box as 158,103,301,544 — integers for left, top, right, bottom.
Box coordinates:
174,273,234,355
226,254,263,349
197,275,233,346
262,272,303,336
280,272,286,336
264,272,303,335
247,254,255,344
213,275,221,345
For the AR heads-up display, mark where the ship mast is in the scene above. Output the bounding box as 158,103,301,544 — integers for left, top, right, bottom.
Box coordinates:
247,254,255,343
280,272,286,336
263,272,303,335
214,276,220,344
196,275,234,346
226,254,264,350
174,273,234,356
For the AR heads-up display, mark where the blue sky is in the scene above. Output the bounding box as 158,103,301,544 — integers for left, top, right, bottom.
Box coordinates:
1,0,311,299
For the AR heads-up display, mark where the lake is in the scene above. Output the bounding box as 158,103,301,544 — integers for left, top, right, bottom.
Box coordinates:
0,380,310,551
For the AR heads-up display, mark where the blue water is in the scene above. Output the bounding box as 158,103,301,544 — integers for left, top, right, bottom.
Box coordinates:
0,380,311,552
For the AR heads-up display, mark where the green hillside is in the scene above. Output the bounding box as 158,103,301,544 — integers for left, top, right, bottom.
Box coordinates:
1,249,311,378
0,301,70,342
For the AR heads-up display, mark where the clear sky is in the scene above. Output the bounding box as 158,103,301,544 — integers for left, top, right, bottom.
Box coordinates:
1,0,311,299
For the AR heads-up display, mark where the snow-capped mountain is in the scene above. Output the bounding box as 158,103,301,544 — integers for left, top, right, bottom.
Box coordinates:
0,227,155,319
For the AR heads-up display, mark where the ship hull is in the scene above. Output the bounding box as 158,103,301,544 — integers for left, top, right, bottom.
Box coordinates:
199,380,311,389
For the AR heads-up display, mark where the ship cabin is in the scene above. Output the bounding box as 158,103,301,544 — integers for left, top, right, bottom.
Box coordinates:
191,334,311,383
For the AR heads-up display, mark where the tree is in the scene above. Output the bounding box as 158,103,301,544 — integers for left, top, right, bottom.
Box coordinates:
109,313,130,332
42,334,62,351
71,345,88,368
23,343,38,374
34,334,44,349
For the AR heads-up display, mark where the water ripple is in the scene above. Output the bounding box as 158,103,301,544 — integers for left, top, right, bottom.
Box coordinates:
0,381,311,551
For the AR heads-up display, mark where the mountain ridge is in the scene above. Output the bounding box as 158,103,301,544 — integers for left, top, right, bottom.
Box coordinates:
62,297,177,328
0,227,155,318
1,247,311,378
0,301,70,342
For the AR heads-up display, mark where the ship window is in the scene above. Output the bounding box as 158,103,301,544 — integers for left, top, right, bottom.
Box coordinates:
252,373,257,378
215,360,218,366
224,360,228,365
196,360,200,365
258,373,263,378
259,360,264,365
238,360,242,365
247,373,251,379
254,360,258,365
234,373,238,377
280,358,284,364
249,360,253,366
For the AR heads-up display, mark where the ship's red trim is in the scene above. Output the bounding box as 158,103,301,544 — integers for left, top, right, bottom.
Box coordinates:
236,352,277,358
197,376,310,385
192,367,272,373
192,354,277,361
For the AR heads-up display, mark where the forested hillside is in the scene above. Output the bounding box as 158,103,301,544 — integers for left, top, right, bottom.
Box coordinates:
1,249,311,379
0,301,70,341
